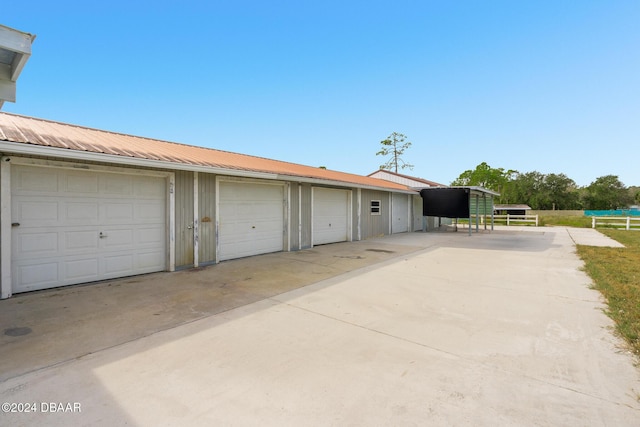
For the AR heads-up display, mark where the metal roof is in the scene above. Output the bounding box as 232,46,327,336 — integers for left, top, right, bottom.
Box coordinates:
420,185,500,197
0,25,35,109
0,112,415,193
494,204,531,210
368,169,446,188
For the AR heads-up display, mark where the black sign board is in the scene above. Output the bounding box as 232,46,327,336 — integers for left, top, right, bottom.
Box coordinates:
420,188,470,218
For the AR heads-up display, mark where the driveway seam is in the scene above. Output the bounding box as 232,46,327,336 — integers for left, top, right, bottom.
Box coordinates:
273,297,640,411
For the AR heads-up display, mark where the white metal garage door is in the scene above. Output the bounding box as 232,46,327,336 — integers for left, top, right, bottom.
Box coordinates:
412,195,423,231
218,181,284,261
313,187,350,245
392,193,409,233
11,165,167,293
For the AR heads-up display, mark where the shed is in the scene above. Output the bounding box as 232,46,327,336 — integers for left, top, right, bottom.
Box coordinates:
368,170,447,232
0,112,417,298
494,204,532,216
420,186,500,235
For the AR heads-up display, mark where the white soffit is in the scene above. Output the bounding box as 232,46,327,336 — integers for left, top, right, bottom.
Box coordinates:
0,24,36,109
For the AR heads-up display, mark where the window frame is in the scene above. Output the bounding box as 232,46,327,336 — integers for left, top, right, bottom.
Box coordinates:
370,200,381,215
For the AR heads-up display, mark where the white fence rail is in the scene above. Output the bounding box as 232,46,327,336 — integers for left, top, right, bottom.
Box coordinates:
591,216,640,231
493,214,539,226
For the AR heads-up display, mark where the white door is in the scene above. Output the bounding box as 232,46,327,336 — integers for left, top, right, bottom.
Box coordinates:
11,165,167,293
313,187,350,245
392,193,409,233
412,195,423,231
218,181,284,261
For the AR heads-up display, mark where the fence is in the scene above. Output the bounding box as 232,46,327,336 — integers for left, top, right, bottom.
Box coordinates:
585,209,640,217
462,214,539,227
591,216,640,230
493,214,539,226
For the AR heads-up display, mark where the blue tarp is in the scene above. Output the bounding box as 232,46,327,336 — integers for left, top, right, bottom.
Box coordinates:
584,209,640,217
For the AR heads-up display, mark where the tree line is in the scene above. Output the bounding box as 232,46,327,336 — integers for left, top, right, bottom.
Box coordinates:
373,134,637,210
451,162,639,210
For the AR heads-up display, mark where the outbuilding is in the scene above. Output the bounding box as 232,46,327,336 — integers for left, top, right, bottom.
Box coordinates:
369,171,499,234
494,204,532,216
420,186,499,235
368,169,448,232
0,113,418,298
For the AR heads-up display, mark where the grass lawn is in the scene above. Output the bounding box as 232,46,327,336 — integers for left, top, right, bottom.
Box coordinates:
538,214,592,228
576,229,640,356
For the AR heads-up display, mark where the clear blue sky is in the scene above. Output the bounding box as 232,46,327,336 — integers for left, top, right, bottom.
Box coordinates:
3,1,639,187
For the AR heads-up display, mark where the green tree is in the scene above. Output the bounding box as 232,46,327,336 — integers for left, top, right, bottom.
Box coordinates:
451,162,515,197
500,172,581,209
583,175,633,210
506,171,547,209
376,132,414,172
629,186,640,205
543,173,581,210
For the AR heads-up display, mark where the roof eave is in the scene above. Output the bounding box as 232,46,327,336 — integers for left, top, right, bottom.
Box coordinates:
0,141,278,180
276,173,417,194
0,141,417,194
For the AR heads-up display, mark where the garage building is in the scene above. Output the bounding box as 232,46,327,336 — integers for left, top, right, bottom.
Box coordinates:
0,113,419,298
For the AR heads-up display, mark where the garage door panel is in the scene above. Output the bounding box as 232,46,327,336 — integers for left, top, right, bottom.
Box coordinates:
17,231,59,255
101,175,133,195
136,201,165,222
11,166,167,294
135,177,165,198
102,203,134,223
65,202,99,222
64,173,98,194
313,188,350,245
219,182,284,261
13,167,58,193
17,262,59,289
103,254,134,276
138,227,165,245
65,230,98,251
17,200,59,223
392,193,409,233
101,229,134,248
136,251,166,270
65,258,99,282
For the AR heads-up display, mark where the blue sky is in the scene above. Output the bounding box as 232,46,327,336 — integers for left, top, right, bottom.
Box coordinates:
3,1,639,187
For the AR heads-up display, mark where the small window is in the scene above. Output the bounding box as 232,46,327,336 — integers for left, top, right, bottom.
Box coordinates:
371,200,381,215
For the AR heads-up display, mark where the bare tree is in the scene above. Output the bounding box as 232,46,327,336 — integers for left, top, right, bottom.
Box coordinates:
376,132,414,173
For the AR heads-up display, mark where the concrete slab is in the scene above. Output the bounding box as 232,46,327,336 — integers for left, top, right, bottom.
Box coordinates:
1,228,638,426
0,239,423,382
564,227,625,247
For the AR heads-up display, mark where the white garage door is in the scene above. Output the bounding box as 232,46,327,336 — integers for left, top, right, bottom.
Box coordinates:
313,187,350,245
392,193,409,233
11,165,167,293
412,195,423,231
218,181,284,261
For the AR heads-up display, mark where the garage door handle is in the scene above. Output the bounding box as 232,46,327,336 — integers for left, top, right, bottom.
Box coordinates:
11,222,20,227
99,232,107,238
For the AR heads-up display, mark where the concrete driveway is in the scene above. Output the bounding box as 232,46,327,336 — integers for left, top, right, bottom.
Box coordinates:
1,226,638,426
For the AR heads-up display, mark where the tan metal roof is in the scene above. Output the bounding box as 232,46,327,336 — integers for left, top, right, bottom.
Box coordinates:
494,204,531,210
0,112,413,192
367,169,446,188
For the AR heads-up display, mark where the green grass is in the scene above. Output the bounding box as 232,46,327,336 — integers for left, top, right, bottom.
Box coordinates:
538,214,592,228
577,229,640,355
